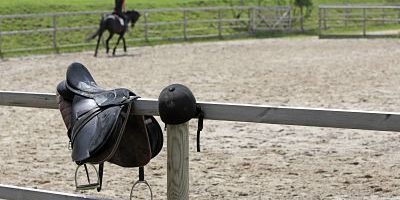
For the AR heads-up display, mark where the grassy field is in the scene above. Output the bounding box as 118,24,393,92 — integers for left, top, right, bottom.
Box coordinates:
0,0,395,15
0,0,398,57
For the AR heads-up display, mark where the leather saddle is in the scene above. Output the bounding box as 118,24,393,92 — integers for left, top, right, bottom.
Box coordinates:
56,62,163,194
107,14,125,27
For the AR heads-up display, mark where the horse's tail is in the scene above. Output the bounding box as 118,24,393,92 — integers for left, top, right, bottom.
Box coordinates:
85,28,100,42
85,16,105,42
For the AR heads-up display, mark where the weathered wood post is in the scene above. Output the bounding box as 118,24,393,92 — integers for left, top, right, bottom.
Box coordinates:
183,9,188,41
288,7,292,32
158,84,199,200
217,9,222,39
318,7,322,37
363,8,367,37
398,8,400,24
0,18,3,58
323,8,327,30
52,15,58,53
144,11,149,42
344,7,349,28
167,123,189,200
247,7,252,34
248,7,256,34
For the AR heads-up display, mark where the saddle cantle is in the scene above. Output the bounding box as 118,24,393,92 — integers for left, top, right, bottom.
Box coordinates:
56,62,163,194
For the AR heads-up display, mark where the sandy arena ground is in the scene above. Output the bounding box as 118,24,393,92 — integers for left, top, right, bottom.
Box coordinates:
1,37,400,199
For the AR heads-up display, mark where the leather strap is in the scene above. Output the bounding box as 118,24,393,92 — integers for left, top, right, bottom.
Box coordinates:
97,163,104,192
196,105,204,152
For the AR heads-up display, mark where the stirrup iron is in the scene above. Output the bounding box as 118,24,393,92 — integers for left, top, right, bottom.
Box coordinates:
74,163,103,192
130,167,153,200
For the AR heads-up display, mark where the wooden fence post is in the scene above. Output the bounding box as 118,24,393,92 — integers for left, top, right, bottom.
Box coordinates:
318,8,322,37
288,8,292,32
144,11,149,42
323,8,327,30
218,9,222,39
247,7,252,34
52,15,58,53
248,7,256,34
398,8,400,24
167,123,189,200
183,9,188,41
0,18,3,58
363,8,367,37
344,7,348,28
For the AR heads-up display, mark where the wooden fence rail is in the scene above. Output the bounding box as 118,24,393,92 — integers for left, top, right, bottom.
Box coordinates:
0,6,292,55
0,184,111,200
3,91,400,199
2,91,400,132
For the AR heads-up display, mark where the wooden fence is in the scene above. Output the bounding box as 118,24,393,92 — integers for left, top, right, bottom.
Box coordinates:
319,5,400,38
0,6,292,55
0,184,111,200
2,91,400,199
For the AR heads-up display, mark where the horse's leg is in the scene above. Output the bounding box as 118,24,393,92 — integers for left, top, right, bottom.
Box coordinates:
94,32,103,57
122,36,127,52
106,33,114,54
113,34,124,56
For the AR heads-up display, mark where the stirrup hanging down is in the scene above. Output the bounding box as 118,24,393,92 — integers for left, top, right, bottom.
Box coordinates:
74,163,104,192
130,167,153,200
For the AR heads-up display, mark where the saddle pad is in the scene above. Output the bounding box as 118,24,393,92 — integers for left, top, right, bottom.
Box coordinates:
105,14,125,26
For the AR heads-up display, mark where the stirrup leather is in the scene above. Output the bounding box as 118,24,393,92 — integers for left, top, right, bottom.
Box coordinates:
74,163,104,192
130,167,153,200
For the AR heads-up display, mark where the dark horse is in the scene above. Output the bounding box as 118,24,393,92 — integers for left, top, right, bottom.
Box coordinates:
87,10,140,57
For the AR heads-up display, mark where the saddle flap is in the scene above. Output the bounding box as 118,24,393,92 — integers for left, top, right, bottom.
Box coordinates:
145,116,163,159
71,105,122,162
109,114,152,167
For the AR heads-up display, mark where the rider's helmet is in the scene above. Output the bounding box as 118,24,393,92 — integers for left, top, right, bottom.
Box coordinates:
158,84,197,124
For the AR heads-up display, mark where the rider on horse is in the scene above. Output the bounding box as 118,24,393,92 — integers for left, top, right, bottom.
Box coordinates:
113,0,126,24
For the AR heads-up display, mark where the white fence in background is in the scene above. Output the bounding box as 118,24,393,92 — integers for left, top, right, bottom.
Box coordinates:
0,6,293,55
319,5,400,38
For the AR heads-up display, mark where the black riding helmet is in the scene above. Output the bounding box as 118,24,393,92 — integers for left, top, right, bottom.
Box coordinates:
158,84,204,152
158,84,197,124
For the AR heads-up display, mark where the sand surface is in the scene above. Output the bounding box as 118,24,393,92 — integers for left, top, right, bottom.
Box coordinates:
1,37,400,199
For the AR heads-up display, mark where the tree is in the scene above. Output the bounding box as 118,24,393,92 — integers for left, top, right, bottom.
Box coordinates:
293,0,313,32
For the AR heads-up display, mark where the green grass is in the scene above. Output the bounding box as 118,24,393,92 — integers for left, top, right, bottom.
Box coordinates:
0,0,269,15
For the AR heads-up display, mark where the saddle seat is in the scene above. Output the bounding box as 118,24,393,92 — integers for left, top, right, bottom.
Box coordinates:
57,63,163,168
107,14,125,27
